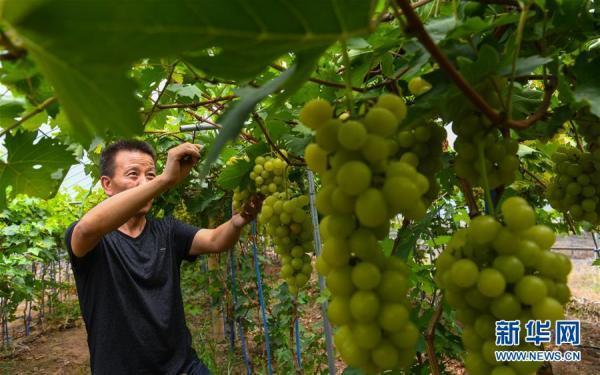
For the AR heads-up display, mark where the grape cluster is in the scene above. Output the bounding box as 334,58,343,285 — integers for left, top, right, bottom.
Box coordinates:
301,96,421,372
303,95,433,222
453,115,519,189
317,249,419,373
547,145,600,225
575,115,600,146
250,155,287,195
435,197,572,375
259,192,313,295
233,187,251,212
173,200,194,223
395,120,446,206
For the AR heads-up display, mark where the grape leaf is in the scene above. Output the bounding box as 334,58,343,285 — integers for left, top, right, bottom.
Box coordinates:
0,131,76,208
217,159,252,190
1,0,372,144
0,99,25,128
498,55,553,77
572,51,600,117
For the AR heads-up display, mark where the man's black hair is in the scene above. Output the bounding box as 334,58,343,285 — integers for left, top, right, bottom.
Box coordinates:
100,139,156,177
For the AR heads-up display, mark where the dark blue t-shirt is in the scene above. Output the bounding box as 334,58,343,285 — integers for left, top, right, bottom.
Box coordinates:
65,216,203,374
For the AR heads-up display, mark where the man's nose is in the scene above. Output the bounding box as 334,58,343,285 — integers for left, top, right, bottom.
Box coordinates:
137,175,150,186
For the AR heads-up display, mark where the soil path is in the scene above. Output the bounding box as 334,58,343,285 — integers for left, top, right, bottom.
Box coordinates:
0,321,89,375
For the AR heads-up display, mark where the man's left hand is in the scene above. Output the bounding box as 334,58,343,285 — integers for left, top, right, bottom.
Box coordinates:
231,194,263,228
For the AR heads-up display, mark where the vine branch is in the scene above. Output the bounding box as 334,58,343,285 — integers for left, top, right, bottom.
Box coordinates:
185,109,259,144
520,166,546,189
395,0,502,124
570,120,585,152
143,61,178,127
458,177,480,217
156,95,237,110
465,0,519,5
252,113,305,166
425,296,444,375
0,96,57,138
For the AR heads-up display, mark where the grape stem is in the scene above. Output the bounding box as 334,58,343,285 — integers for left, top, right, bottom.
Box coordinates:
458,178,480,218
251,112,306,167
425,296,444,375
506,2,530,120
340,41,355,116
477,141,496,217
570,120,585,152
520,166,546,189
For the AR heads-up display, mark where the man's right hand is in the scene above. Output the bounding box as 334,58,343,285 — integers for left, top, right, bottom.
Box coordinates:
160,143,202,188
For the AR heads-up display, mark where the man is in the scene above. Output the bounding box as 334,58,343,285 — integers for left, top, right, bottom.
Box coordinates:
65,140,261,374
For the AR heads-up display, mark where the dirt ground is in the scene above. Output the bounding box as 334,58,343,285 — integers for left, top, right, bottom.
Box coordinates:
0,320,89,375
0,258,598,374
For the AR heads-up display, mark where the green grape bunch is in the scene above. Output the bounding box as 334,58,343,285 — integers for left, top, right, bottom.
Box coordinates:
435,197,572,375
250,155,288,195
233,187,251,212
575,112,600,146
258,192,313,295
303,95,434,223
300,95,422,373
547,145,600,226
452,115,519,189
450,77,519,189
395,119,446,206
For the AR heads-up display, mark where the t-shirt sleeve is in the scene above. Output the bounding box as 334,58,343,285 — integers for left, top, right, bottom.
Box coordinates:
64,221,97,272
170,217,201,262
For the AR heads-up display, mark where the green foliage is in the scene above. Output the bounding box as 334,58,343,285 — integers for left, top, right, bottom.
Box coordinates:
0,131,75,208
2,0,372,144
0,0,599,371
0,192,80,331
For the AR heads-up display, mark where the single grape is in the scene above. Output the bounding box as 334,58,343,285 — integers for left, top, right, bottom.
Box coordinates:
351,262,381,290
408,77,432,96
338,120,367,150
336,161,372,196
300,99,333,130
355,188,388,228
350,290,380,322
364,107,398,136
451,259,479,288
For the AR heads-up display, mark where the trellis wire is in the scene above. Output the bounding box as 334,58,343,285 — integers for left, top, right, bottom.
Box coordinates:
251,220,273,375
307,170,336,375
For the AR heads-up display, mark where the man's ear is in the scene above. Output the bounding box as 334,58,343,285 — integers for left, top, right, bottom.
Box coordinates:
100,176,113,196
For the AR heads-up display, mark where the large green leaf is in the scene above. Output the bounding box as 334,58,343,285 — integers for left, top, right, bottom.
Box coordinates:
1,0,372,144
0,99,25,128
0,131,76,208
200,66,296,179
572,51,600,117
217,159,252,190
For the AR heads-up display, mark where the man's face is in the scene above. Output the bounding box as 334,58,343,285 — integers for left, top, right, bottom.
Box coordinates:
101,150,157,215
